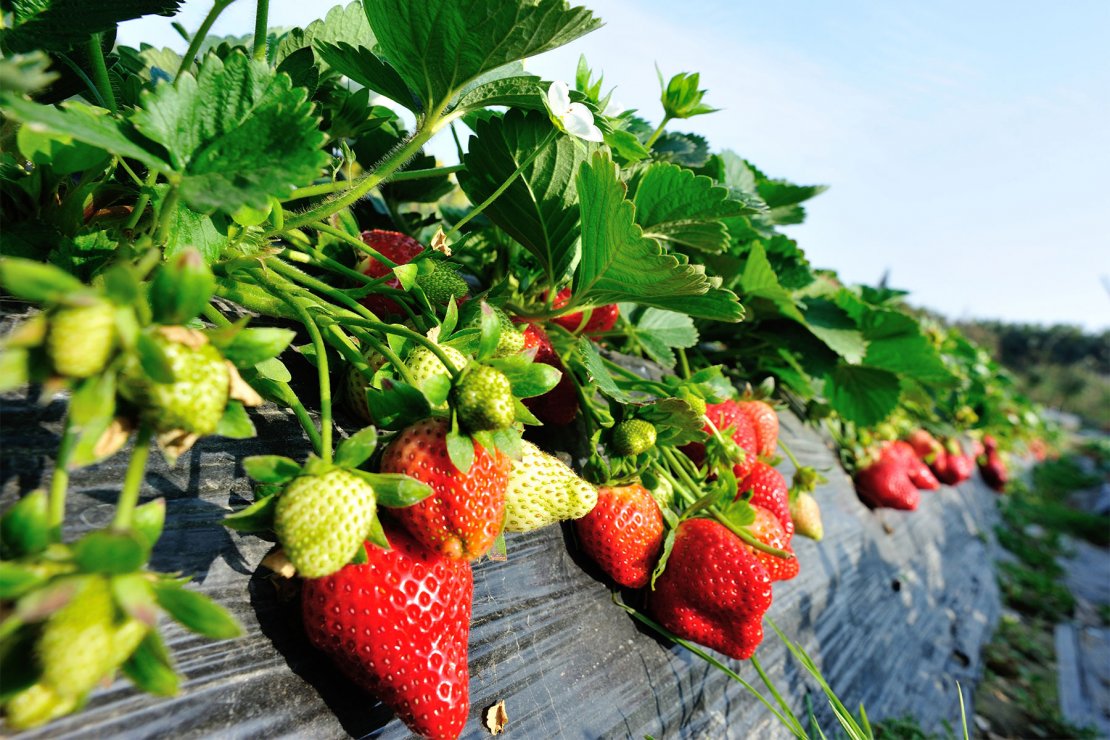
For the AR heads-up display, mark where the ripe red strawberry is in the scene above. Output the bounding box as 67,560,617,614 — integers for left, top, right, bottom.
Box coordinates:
930,440,973,485
357,230,425,317
979,449,1008,492
574,483,663,588
381,418,510,560
682,400,759,479
736,400,778,458
855,451,920,511
738,462,793,539
906,429,941,463
888,440,940,490
301,527,472,740
743,505,799,582
518,322,578,426
550,288,620,335
649,518,773,660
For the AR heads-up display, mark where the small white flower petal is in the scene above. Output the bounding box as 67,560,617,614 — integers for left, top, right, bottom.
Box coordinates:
602,100,625,117
547,81,571,117
562,102,604,141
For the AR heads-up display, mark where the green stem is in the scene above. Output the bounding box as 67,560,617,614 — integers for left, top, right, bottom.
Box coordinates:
645,115,672,148
47,414,77,540
612,595,806,739
287,394,323,455
278,122,441,232
272,285,332,462
677,347,691,380
311,223,398,267
176,0,234,83
112,424,153,530
265,256,381,323
153,186,180,245
125,172,158,233
252,0,270,61
445,130,555,240
87,34,117,114
333,317,461,380
778,438,804,471
202,303,231,327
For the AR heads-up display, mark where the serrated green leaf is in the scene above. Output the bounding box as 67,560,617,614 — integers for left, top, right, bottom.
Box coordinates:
652,131,710,168
574,338,631,403
0,96,170,170
274,1,375,66
131,51,328,214
738,241,804,322
72,531,148,574
453,74,545,113
862,309,955,384
152,581,242,639
0,257,89,304
639,398,705,447
1,0,182,52
574,152,744,321
17,123,111,175
458,109,592,284
804,299,866,364
357,472,432,508
162,201,228,264
122,631,179,696
633,163,748,253
335,426,378,468
632,308,698,369
824,363,901,427
222,494,277,533
364,0,600,111
242,455,301,483
0,491,50,559
445,429,474,474
315,41,416,110
0,51,58,95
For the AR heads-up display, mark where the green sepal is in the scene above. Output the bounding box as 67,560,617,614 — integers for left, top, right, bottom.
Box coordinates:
111,573,159,626
364,379,431,430
350,543,369,565
353,471,432,508
0,627,40,701
0,562,47,600
639,398,706,447
72,530,149,575
12,576,80,623
135,332,176,384
445,422,474,475
149,248,216,325
69,371,117,429
122,630,180,697
488,356,561,399
365,515,390,550
102,262,143,306
650,526,677,590
476,302,501,361
216,401,256,439
0,348,31,393
0,258,88,305
131,498,166,550
0,490,50,559
241,455,301,483
151,580,242,639
441,297,460,337
492,427,523,461
421,374,452,408
513,398,542,426
252,358,292,383
335,426,378,468
222,494,277,533
392,263,418,289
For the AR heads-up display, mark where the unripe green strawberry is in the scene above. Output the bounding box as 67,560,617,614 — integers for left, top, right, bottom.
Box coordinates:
38,576,116,698
344,352,388,424
451,365,515,432
611,419,656,455
504,440,597,532
275,468,377,578
121,330,229,435
406,344,468,409
415,264,469,304
492,310,525,357
46,299,115,378
3,683,78,730
677,390,707,417
790,491,824,541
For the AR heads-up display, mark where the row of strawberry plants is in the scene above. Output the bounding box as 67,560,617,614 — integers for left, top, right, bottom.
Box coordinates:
0,0,1053,737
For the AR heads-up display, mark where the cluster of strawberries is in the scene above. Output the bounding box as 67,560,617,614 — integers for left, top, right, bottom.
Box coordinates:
855,429,1008,510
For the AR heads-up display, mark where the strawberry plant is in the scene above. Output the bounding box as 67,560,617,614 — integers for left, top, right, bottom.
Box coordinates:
0,0,1058,736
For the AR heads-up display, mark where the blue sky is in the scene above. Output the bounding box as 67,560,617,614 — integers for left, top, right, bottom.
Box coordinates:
119,0,1110,330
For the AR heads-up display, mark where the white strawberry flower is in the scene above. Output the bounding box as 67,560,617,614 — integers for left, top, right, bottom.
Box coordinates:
546,81,604,142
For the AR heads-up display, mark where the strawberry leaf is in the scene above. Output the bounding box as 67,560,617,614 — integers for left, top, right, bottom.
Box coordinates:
628,308,698,369
274,1,375,66
574,338,633,403
364,0,600,112
0,0,182,52
738,241,805,322
242,455,301,483
453,74,546,113
574,152,745,322
862,309,956,385
152,581,242,639
803,299,866,363
639,399,705,447
122,631,180,697
824,363,901,426
161,201,228,264
335,426,378,468
131,51,328,214
458,109,593,284
632,163,751,253
315,41,416,110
